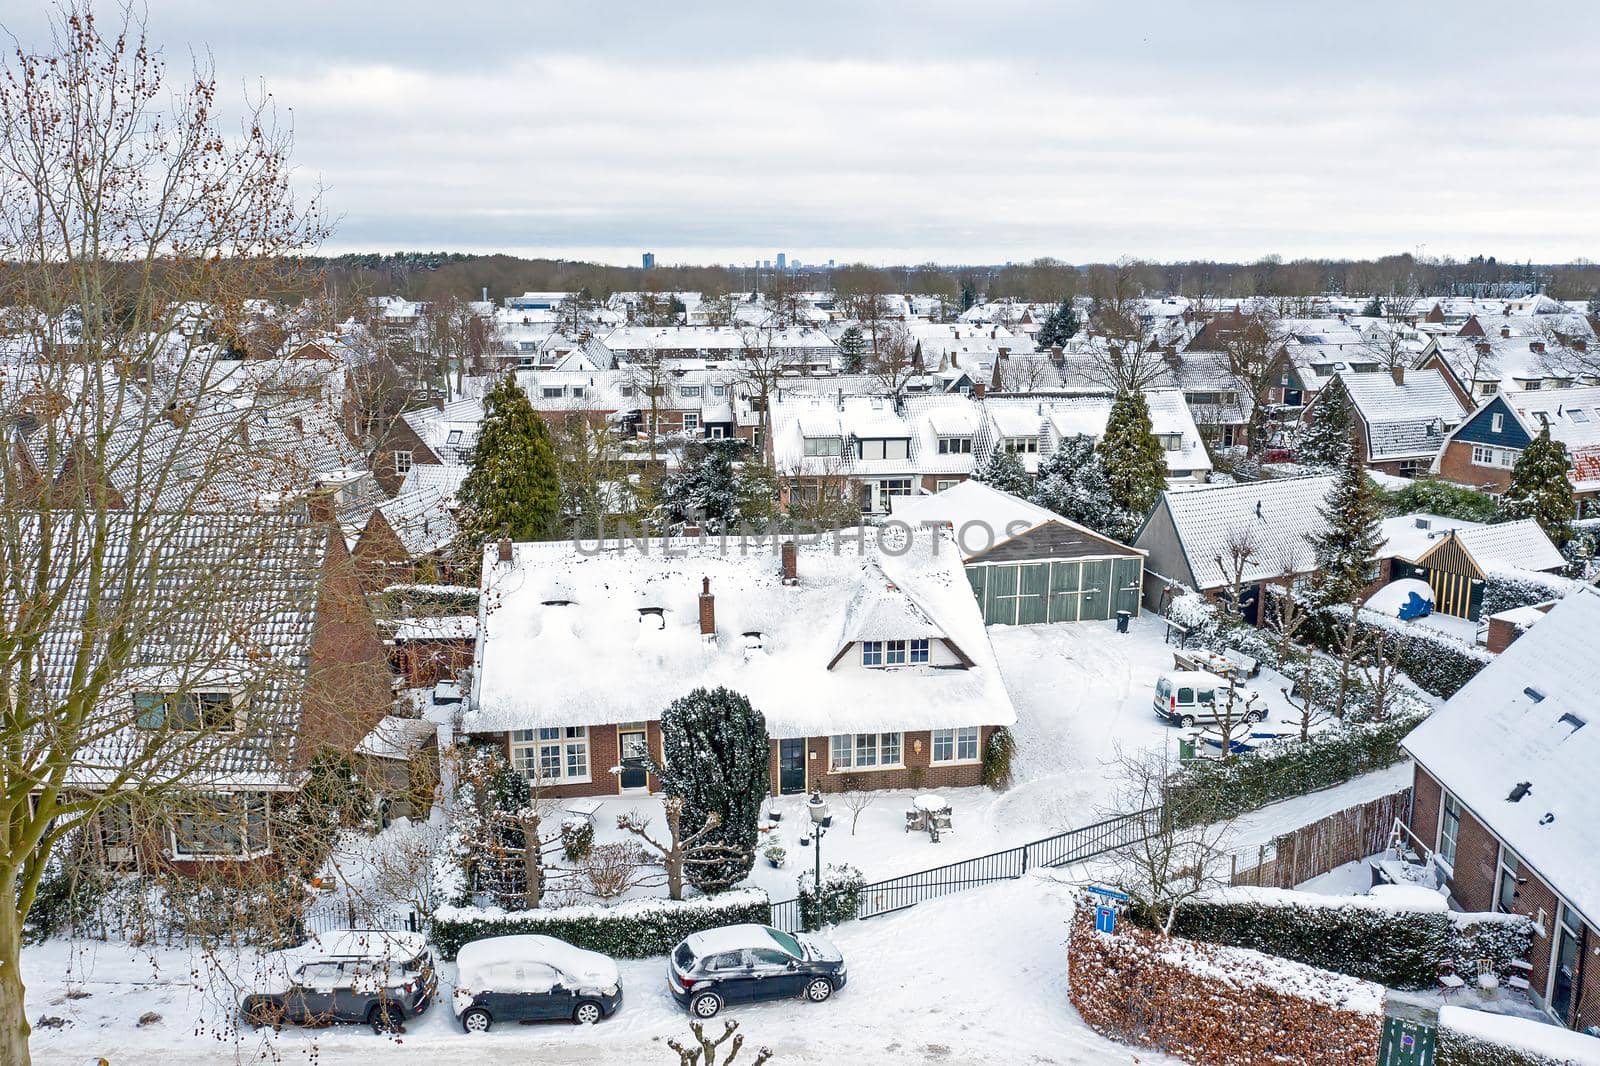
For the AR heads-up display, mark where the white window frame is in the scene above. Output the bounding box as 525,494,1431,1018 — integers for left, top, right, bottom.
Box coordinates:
935,479,960,492
1495,846,1521,914
1437,792,1462,873
683,412,701,431
829,732,903,772
393,450,413,475
680,385,703,398
511,726,591,785
708,425,726,439
803,436,843,457
1004,436,1039,454
1490,412,1504,432
937,436,973,455
541,387,564,399
931,726,981,765
169,793,271,861
135,689,243,733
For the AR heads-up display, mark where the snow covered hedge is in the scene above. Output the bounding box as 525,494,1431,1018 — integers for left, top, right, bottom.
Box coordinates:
1167,707,1430,826
1438,1006,1600,1066
1481,569,1579,619
1068,900,1384,1066
1162,887,1532,991
431,889,771,960
1305,604,1492,698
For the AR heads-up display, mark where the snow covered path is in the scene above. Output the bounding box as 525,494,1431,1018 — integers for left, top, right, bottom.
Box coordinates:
29,873,1172,1066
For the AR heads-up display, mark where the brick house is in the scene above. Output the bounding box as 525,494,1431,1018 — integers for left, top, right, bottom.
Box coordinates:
1403,588,1600,1031
1433,385,1600,502
463,528,1016,800
1305,368,1468,478
352,464,468,590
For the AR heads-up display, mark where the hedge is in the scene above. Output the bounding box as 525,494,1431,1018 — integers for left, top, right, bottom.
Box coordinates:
795,865,864,931
1167,708,1429,826
1438,1006,1600,1066
1157,887,1531,991
1304,604,1490,699
1482,569,1578,619
431,889,771,960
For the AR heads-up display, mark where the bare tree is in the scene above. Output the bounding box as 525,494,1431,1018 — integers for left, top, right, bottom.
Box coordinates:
1217,309,1291,457
667,1019,773,1066
1084,260,1169,393
1214,525,1261,624
1359,321,1412,373
736,326,793,464
1282,658,1331,741
421,294,499,400
617,798,750,901
866,324,920,398
0,10,342,1062
625,350,676,464
834,780,874,835
1358,632,1403,722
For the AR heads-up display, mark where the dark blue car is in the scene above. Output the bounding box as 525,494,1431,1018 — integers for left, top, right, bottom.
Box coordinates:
668,924,846,1018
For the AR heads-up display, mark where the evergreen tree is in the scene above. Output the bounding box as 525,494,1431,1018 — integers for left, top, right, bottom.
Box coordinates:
1030,435,1136,541
656,439,774,534
1297,375,1355,468
1035,298,1080,349
1309,438,1384,606
959,278,978,312
1500,425,1575,546
1359,295,1384,318
972,446,1032,497
654,687,768,892
1098,390,1168,520
837,325,866,373
456,374,561,548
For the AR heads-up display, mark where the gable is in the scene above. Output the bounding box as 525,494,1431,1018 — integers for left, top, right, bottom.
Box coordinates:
967,520,1139,565
1451,395,1530,451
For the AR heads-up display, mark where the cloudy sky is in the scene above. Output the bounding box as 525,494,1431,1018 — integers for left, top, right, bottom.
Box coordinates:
9,2,1598,265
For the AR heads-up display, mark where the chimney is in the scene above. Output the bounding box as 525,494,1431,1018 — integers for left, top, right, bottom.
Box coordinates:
1501,326,1512,338
1390,365,1405,386
496,524,512,564
1574,338,1588,352
1476,341,1492,356
306,489,336,525
698,577,716,638
1529,341,1545,354
997,346,1011,360
781,541,798,585
973,380,986,399
1050,344,1064,364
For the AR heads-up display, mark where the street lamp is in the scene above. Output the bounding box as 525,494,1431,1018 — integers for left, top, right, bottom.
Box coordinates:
805,790,831,906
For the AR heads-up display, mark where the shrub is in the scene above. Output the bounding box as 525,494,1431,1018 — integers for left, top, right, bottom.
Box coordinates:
581,842,646,900
24,845,106,944
982,726,1015,790
1481,569,1577,619
795,864,864,931
1155,887,1531,990
1302,604,1490,698
1382,480,1502,524
561,819,595,863
431,889,771,960
1167,707,1429,826
1438,1005,1600,1065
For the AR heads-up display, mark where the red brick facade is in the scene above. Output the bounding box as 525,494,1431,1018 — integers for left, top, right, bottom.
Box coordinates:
1437,440,1513,493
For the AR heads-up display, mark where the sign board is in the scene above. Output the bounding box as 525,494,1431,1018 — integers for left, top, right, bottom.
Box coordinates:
1084,885,1131,902
1095,906,1117,934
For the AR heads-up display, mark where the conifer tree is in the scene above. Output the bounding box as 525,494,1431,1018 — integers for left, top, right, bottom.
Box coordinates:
657,440,774,534
1360,295,1384,318
1098,390,1168,520
959,278,978,312
456,374,561,548
1036,298,1080,349
1309,438,1384,606
973,446,1032,497
837,325,866,373
654,688,769,892
1030,435,1136,541
1501,425,1575,546
1298,375,1355,468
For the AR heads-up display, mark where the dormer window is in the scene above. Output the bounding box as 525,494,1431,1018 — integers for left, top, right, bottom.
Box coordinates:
135,690,241,732
804,436,843,457
858,438,910,461
638,606,665,629
861,639,930,667
680,385,702,398
937,436,973,455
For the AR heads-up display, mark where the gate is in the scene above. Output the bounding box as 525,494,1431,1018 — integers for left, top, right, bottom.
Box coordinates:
1378,1001,1437,1066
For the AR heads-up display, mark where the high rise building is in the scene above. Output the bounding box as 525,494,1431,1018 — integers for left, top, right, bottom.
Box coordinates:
776,252,787,270
642,252,655,270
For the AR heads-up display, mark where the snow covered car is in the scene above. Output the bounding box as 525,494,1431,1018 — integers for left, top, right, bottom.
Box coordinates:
668,924,845,1018
1153,669,1264,728
239,930,436,1032
451,934,622,1031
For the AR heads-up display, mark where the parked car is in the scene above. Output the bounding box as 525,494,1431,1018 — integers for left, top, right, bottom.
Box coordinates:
1153,669,1264,728
668,923,845,1018
452,934,622,1032
239,930,436,1033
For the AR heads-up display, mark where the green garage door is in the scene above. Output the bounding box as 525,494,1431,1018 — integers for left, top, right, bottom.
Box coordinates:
1079,559,1112,620
1112,558,1143,618
967,565,986,604
1048,560,1080,623
983,563,1018,625
1017,564,1049,624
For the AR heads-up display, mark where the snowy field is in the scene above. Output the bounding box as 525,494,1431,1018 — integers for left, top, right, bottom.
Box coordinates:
27,871,1179,1066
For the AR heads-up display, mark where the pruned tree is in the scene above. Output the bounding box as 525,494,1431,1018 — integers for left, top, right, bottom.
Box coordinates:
625,349,676,463
667,1020,773,1066
653,688,768,892
1214,525,1260,624
450,745,568,910
834,781,874,836
617,797,750,901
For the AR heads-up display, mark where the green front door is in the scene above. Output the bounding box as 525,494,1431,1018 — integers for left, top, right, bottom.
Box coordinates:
1016,564,1049,624
1112,558,1143,617
1048,560,1080,623
1079,559,1112,621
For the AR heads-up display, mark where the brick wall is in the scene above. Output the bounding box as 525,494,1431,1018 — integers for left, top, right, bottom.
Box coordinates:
1449,804,1500,914
802,727,993,794
1437,440,1512,493
304,530,394,760
1578,926,1600,1034
1410,766,1442,859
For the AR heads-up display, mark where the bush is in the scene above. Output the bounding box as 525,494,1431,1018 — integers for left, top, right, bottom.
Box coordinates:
1481,569,1577,618
982,726,1015,790
1302,604,1490,698
1383,480,1502,524
561,819,595,863
431,889,771,960
24,846,107,944
1167,708,1429,826
1438,1006,1600,1065
1156,888,1531,990
795,864,864,931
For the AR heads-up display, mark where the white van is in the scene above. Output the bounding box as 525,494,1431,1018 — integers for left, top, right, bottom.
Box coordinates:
1153,670,1265,728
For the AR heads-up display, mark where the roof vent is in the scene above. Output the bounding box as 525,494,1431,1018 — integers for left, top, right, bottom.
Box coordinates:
638,606,666,630
1507,782,1532,803
541,599,575,607
1415,517,1430,530
1558,712,1586,732
1539,813,1555,826
1523,686,1545,703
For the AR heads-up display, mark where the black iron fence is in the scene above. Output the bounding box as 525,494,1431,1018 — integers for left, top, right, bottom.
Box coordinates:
769,807,1162,933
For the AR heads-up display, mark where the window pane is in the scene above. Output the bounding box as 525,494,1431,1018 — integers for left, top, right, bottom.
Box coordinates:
861,641,882,666
932,729,953,762
958,727,980,761
567,742,588,779
911,639,929,664
879,732,900,765
855,733,877,767
830,735,851,768
886,640,906,665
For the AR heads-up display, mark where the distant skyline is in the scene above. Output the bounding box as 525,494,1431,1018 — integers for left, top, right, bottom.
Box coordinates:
7,2,1599,266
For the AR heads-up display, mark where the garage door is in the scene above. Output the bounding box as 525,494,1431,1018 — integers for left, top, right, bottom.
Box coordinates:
1048,560,1080,623
1017,564,1049,624
1112,558,1143,617
983,563,1018,625
1079,559,1113,620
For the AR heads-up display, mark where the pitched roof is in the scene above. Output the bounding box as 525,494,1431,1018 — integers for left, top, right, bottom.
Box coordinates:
1146,475,1336,591
1450,519,1566,575
1403,587,1600,926
888,480,1138,562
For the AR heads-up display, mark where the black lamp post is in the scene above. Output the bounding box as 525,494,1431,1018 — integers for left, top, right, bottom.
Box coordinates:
805,789,831,906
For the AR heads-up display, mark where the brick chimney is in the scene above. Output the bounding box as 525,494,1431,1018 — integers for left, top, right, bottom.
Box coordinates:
781,541,798,585
698,577,716,638
1476,341,1492,356
973,380,986,399
1390,365,1405,386
497,523,512,564
305,489,336,525
1529,341,1545,354
1501,325,1512,338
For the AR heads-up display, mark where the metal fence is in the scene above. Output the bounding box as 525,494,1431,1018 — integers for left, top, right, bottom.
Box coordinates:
769,807,1162,933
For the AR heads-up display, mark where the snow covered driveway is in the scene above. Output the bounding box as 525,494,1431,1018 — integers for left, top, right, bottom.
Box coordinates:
29,874,1172,1066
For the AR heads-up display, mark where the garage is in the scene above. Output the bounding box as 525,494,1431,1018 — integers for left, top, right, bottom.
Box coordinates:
967,555,1143,626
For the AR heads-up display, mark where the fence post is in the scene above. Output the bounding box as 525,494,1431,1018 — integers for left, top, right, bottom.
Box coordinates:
1020,844,1029,877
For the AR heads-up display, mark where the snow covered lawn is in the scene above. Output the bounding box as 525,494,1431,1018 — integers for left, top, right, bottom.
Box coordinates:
26,872,1175,1066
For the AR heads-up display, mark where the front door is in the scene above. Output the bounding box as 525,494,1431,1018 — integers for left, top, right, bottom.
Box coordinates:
778,739,806,794
1550,906,1583,1023
618,730,650,792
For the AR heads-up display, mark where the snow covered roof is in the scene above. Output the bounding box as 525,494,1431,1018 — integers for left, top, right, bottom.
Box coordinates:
1143,475,1336,591
354,716,436,761
1403,587,1600,927
465,528,1015,738
1377,514,1481,562
1341,369,1468,462
888,480,1139,562
1448,519,1566,575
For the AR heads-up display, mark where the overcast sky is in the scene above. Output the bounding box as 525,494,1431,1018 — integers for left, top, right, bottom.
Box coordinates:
8,2,1599,266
